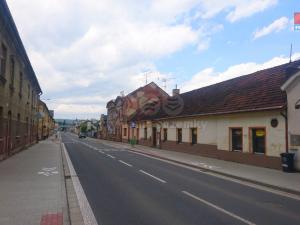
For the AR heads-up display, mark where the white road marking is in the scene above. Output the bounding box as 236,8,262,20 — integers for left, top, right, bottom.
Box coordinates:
182,191,255,225
139,170,167,183
107,154,115,159
98,150,104,154
118,160,133,167
63,144,99,225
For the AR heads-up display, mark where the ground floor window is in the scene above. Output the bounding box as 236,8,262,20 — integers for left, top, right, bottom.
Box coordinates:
163,128,167,141
123,128,127,136
177,128,182,143
191,128,197,145
231,128,243,151
251,128,266,154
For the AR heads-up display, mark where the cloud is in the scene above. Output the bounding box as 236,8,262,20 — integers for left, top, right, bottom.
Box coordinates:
181,52,300,92
5,0,280,119
253,16,289,40
197,0,277,22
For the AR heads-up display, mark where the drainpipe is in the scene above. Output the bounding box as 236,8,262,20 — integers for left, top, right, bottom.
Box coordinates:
280,109,289,153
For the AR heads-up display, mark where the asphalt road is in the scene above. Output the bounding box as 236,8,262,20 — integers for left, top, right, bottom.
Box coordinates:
62,132,300,225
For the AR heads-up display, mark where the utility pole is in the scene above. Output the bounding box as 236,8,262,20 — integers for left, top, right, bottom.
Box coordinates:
289,43,293,63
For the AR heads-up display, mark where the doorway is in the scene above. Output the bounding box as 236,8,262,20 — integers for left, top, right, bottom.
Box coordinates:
152,127,157,147
251,128,266,154
6,111,12,156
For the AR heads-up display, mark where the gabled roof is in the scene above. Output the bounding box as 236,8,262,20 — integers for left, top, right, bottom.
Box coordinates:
133,59,300,121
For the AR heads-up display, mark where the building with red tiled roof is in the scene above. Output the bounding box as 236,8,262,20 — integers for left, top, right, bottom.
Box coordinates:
130,60,300,170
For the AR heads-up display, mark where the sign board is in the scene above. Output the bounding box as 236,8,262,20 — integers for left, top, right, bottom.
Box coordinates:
295,12,300,31
256,130,265,137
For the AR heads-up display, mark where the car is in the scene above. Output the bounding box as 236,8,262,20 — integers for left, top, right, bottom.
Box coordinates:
78,133,86,138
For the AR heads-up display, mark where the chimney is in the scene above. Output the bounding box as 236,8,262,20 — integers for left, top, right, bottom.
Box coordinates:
172,84,180,96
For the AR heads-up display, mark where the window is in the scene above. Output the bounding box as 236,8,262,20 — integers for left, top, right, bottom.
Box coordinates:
9,57,15,87
163,128,167,142
123,128,127,136
191,128,197,145
28,84,30,98
177,128,182,143
0,44,7,78
251,128,266,154
17,113,21,136
144,128,147,140
231,128,243,151
19,72,23,95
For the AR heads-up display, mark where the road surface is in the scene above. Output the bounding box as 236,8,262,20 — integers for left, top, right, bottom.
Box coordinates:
61,132,300,225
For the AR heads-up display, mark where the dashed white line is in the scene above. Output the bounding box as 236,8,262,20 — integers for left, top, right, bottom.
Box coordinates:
181,191,255,225
118,160,133,167
107,154,116,159
139,170,167,183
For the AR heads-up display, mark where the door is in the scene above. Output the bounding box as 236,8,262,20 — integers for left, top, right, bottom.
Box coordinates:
152,127,157,147
6,111,12,156
252,128,266,154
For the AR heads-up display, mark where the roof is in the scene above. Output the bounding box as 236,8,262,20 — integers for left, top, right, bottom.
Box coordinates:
133,60,300,121
0,1,42,94
281,69,300,91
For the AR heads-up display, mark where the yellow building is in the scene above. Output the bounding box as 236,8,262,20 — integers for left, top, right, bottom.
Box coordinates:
0,1,42,160
37,100,55,140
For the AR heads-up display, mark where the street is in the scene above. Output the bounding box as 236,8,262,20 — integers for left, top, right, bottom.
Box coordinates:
62,132,300,225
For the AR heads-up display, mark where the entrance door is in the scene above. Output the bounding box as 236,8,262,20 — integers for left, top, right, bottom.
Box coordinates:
6,111,12,156
252,128,266,154
152,127,157,147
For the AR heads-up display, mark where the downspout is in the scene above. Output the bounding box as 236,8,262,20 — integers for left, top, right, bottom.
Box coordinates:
280,108,288,153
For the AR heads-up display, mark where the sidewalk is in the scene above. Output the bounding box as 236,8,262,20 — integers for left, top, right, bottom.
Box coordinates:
93,138,300,196
0,137,69,225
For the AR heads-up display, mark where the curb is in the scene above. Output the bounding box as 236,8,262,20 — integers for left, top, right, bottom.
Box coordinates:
95,138,300,197
60,135,85,225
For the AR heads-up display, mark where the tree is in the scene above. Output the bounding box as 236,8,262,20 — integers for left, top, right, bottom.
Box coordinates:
80,124,87,133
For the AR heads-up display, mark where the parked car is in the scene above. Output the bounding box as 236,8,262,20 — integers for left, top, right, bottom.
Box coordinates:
78,133,86,138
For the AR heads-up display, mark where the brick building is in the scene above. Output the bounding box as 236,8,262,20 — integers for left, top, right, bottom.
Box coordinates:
0,1,43,160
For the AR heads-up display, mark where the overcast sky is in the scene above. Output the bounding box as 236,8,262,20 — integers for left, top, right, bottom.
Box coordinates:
6,0,300,119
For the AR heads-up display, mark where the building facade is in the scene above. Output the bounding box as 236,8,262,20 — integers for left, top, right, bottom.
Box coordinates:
37,100,55,140
0,1,42,160
132,61,300,170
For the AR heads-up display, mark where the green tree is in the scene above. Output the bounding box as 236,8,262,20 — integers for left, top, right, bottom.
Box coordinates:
80,124,87,133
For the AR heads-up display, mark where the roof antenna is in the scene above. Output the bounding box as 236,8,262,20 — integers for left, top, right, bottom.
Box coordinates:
289,43,293,63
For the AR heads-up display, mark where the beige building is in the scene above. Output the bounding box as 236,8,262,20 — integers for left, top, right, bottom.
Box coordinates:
37,100,55,140
281,69,300,170
132,61,300,169
0,1,42,160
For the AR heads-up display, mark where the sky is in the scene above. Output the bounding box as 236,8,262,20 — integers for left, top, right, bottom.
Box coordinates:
6,0,300,119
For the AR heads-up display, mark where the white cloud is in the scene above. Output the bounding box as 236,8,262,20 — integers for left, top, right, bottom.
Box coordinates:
181,53,300,92
197,0,277,22
5,0,280,118
253,16,289,40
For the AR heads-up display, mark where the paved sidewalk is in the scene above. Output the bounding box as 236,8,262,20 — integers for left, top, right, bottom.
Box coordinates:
0,137,69,225
90,137,300,195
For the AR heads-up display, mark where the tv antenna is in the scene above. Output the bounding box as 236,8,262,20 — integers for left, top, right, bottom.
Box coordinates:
161,77,175,90
289,43,293,63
